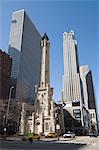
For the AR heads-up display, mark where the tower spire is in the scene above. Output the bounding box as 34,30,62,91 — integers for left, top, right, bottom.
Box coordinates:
40,33,50,86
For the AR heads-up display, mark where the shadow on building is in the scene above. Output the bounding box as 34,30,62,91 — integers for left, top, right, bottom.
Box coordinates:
63,109,88,135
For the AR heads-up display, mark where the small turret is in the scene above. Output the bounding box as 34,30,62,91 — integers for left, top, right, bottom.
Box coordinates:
42,33,49,41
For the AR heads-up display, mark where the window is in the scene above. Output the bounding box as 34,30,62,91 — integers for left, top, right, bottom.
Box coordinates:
46,123,49,131
37,122,40,125
72,100,80,106
91,114,92,118
12,20,17,23
73,109,81,118
93,113,95,118
26,111,32,116
73,109,81,113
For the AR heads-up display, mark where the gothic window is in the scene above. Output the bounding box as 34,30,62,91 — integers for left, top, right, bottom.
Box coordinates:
91,114,92,118
36,122,40,125
46,123,49,131
26,111,32,116
93,113,95,118
37,99,39,106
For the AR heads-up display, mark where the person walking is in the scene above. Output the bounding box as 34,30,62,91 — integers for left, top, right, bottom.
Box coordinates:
28,130,33,143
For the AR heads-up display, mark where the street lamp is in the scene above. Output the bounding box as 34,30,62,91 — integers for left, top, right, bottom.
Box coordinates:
4,86,14,136
55,101,66,140
56,106,61,140
6,86,14,124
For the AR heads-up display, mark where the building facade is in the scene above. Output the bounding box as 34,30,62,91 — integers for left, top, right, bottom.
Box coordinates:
62,31,87,134
80,65,98,131
8,9,41,102
34,33,56,135
0,49,12,99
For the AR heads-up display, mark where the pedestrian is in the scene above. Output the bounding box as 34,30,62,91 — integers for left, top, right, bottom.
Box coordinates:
37,134,40,141
28,130,33,143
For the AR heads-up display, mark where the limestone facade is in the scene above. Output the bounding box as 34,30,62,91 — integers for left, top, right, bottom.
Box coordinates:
19,33,64,135
34,33,55,135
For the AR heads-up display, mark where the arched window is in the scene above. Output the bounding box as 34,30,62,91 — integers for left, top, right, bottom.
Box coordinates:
37,122,40,125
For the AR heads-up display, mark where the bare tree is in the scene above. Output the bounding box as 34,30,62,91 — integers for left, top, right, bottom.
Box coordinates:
0,99,22,135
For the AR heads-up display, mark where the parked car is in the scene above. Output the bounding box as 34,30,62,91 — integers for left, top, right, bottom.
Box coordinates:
45,132,57,138
89,132,98,137
33,133,40,140
63,131,75,138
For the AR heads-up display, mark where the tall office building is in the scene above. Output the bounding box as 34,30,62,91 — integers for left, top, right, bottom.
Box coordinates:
8,9,41,102
63,31,82,103
80,65,98,131
0,49,12,99
62,31,86,133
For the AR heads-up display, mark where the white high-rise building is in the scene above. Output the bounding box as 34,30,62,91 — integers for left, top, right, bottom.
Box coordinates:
63,31,81,103
8,9,41,102
62,31,86,133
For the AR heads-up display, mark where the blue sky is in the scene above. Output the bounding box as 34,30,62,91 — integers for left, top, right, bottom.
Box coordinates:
0,0,99,113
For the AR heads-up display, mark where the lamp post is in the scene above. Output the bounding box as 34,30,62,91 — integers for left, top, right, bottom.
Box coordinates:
4,86,14,136
6,86,14,123
55,101,66,140
56,106,61,140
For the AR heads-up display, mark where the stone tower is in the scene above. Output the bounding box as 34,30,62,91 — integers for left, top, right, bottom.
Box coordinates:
34,33,55,135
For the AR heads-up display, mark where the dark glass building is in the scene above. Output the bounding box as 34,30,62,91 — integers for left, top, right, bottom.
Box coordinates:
8,9,41,102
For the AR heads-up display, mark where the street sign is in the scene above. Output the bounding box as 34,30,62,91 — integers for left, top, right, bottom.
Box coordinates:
56,124,60,130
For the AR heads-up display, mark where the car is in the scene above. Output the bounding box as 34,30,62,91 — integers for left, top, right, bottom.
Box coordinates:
45,132,57,138
63,131,75,138
33,133,40,140
89,132,98,137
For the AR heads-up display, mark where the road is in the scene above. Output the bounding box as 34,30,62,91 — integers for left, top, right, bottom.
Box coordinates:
0,136,99,150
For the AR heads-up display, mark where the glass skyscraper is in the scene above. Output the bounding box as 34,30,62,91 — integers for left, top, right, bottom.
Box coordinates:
8,9,41,102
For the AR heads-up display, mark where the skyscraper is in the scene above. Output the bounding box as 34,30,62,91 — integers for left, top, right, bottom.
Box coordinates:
80,65,98,131
63,31,82,104
63,31,85,133
8,9,41,102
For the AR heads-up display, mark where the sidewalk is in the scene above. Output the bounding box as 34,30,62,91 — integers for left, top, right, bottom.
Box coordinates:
1,135,97,143
0,136,21,141
0,136,76,141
